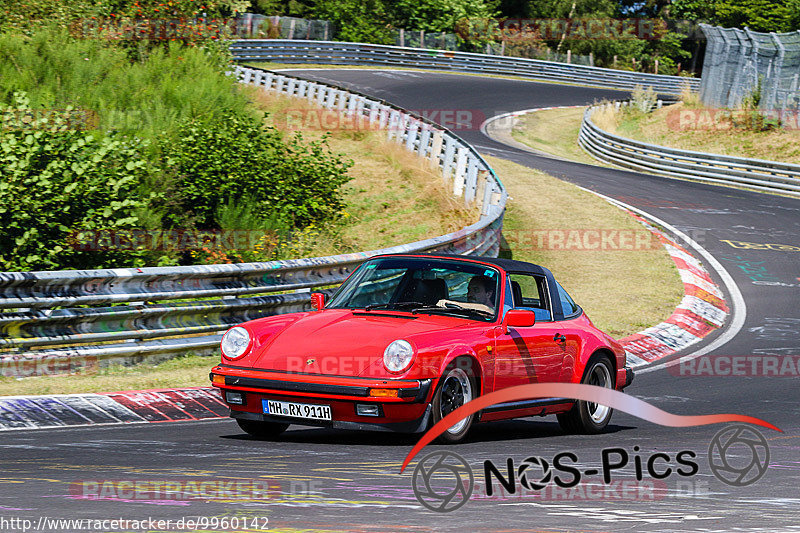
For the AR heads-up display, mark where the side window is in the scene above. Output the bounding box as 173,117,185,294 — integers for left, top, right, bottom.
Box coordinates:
557,282,581,318
508,273,552,321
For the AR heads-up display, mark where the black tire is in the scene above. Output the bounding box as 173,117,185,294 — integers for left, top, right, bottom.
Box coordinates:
236,418,289,439
430,360,477,443
557,354,615,434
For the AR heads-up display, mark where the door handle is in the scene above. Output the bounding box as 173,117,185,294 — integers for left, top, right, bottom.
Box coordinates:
554,333,567,343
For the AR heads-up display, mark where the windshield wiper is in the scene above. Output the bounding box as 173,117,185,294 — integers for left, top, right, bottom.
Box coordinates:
364,301,427,311
410,305,494,319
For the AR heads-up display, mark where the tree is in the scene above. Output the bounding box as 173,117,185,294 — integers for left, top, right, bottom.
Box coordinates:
388,0,499,33
311,0,393,43
713,0,800,32
670,0,800,32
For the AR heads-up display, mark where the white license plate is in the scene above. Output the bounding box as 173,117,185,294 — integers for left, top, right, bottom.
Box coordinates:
263,399,332,421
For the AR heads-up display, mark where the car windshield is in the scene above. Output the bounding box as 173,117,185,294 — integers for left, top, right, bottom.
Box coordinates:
326,257,501,321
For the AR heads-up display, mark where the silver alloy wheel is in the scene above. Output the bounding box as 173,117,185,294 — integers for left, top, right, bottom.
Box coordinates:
587,362,612,423
439,367,473,434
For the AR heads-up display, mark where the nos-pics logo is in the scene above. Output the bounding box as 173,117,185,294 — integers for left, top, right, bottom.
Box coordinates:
411,424,770,512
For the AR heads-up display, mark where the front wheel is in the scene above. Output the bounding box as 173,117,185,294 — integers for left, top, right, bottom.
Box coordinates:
430,364,476,443
236,418,289,439
558,354,615,434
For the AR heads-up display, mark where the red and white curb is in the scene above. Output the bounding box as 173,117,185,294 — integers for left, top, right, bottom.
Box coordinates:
613,215,729,368
0,387,227,431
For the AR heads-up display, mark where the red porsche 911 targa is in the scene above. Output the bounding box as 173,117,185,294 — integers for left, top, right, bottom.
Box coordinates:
210,253,634,442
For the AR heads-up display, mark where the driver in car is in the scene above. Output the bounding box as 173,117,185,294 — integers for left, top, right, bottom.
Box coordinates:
437,274,496,314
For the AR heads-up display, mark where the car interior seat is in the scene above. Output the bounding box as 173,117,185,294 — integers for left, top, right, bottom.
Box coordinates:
511,280,524,307
402,278,448,305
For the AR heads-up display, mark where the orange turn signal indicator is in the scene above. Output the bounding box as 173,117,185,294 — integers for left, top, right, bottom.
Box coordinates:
369,388,399,398
211,374,225,385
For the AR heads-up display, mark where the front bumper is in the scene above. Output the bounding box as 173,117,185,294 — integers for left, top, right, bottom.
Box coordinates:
232,404,432,433
624,366,635,388
211,365,434,433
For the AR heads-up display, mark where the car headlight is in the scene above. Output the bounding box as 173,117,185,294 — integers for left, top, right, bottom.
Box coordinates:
383,339,415,373
221,326,251,360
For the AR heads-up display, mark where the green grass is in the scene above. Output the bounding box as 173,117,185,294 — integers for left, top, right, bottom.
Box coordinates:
0,30,249,146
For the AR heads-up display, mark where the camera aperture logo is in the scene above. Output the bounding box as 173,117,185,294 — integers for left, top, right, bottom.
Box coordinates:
410,425,771,512
708,424,770,486
411,451,473,512
402,385,779,511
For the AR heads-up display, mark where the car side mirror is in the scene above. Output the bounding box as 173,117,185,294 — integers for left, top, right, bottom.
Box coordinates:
310,292,326,311
503,309,536,332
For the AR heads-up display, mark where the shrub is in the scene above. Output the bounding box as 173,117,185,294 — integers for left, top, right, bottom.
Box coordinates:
0,92,158,271
161,108,353,230
631,85,658,114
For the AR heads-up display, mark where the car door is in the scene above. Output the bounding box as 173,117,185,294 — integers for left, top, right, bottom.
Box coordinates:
492,273,566,390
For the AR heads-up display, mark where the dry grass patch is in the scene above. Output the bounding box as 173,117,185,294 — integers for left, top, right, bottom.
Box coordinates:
614,101,800,164
0,355,213,396
487,155,683,338
241,85,478,255
509,106,611,166
590,103,620,133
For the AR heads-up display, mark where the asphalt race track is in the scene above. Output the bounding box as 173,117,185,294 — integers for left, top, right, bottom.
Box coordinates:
2,70,799,532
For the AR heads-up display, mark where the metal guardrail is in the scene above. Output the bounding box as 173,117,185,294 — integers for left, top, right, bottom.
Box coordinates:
0,66,507,377
229,39,700,95
578,102,800,198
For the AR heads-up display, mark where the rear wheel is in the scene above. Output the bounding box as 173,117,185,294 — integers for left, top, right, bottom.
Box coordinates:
431,363,477,443
557,354,615,434
236,418,289,439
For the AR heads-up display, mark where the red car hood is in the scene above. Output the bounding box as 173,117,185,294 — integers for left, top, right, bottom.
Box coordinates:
249,309,472,376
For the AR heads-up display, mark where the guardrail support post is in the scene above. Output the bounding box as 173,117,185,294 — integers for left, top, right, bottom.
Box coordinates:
396,114,409,144
482,181,495,217
454,147,468,197
347,95,359,116
378,105,390,129
367,101,379,124
279,75,291,93
418,126,432,158
464,158,479,204
405,119,420,152
429,130,444,168
387,110,400,140
475,170,488,212
338,90,346,110
442,136,457,179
